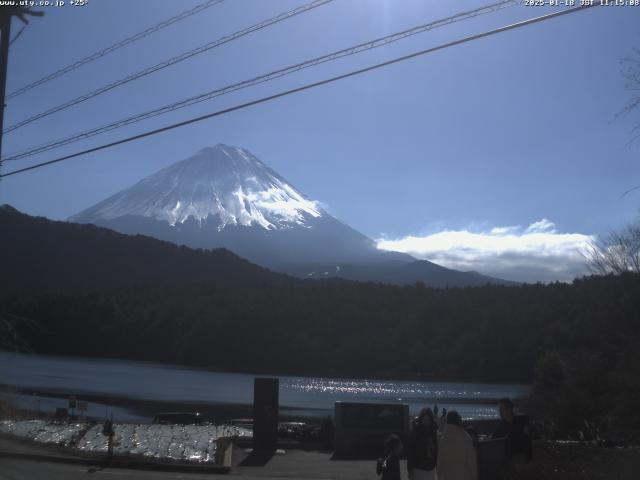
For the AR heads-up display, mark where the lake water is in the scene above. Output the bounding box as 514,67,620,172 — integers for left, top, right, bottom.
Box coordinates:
0,352,529,423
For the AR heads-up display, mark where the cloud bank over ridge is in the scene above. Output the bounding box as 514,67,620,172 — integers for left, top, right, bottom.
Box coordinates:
377,219,593,283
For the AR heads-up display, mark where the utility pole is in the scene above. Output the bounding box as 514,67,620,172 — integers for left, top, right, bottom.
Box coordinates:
0,7,43,170
0,10,12,165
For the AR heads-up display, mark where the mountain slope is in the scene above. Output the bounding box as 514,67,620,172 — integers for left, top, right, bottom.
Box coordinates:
0,205,294,294
70,144,512,287
71,144,406,266
70,145,323,231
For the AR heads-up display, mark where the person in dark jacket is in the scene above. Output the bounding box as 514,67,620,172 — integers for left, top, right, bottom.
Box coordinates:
492,398,532,459
492,398,532,478
377,434,402,480
407,408,438,480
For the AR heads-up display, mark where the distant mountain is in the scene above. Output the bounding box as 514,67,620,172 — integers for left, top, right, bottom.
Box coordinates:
70,144,512,287
0,205,293,293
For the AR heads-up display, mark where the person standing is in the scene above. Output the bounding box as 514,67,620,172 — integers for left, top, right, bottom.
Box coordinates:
492,398,532,478
437,411,478,480
377,434,403,480
407,408,438,480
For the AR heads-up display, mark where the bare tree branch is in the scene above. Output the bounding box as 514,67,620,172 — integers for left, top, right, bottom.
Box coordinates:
587,223,640,275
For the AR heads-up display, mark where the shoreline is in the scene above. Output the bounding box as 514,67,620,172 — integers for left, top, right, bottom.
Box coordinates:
2,387,322,423
3,387,504,434
2,385,510,422
0,349,533,386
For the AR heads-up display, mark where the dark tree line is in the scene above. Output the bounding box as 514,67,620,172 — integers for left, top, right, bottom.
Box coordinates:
3,273,639,387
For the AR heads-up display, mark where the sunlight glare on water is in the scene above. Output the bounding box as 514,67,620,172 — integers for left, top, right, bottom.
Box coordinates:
0,352,528,421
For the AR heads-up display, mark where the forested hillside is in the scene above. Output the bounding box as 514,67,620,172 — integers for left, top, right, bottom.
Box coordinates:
4,273,638,385
1,205,294,292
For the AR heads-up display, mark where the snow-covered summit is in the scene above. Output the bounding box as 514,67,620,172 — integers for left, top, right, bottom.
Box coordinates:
67,144,511,286
71,144,322,230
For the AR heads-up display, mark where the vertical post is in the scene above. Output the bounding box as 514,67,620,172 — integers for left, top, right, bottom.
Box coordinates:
68,395,77,420
253,377,279,452
0,12,11,163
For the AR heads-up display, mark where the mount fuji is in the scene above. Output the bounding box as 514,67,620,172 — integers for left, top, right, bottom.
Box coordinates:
70,144,511,287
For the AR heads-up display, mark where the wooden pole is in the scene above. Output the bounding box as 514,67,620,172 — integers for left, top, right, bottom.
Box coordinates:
0,12,12,164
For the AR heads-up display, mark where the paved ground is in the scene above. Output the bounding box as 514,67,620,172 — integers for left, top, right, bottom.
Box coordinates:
0,452,406,480
0,436,408,480
232,447,404,479
0,459,215,480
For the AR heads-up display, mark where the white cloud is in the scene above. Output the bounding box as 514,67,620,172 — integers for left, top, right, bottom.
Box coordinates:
489,226,520,235
525,218,556,234
376,219,594,283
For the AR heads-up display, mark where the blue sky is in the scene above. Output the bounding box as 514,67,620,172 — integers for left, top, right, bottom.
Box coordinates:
1,0,639,281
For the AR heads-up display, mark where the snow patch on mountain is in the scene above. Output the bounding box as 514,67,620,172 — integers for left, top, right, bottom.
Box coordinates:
71,144,322,231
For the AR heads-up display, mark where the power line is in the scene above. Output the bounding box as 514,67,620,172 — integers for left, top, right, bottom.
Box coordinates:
3,0,518,163
0,6,43,171
3,0,335,134
6,0,225,100
0,4,597,179
621,185,640,198
9,25,26,46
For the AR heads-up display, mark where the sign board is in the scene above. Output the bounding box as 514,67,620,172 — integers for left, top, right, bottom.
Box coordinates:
334,402,410,458
253,378,279,452
340,403,406,430
77,401,88,412
68,396,77,410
